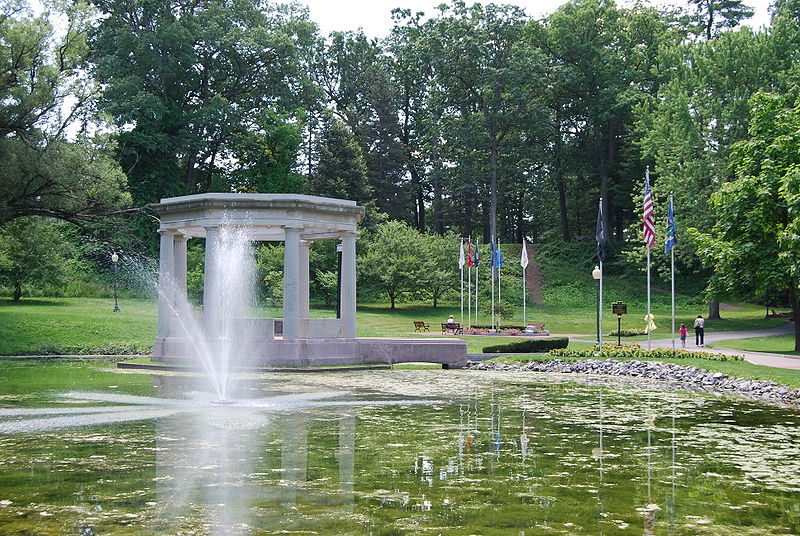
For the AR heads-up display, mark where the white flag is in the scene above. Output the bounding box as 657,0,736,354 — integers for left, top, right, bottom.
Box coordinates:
520,239,529,269
459,240,465,268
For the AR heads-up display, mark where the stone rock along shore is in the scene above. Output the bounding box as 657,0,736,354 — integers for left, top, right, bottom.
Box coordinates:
468,359,800,406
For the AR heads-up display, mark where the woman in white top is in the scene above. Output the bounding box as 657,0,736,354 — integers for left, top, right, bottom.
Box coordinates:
693,315,705,346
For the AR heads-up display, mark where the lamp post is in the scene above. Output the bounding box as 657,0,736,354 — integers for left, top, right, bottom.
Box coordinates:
111,252,120,313
592,265,601,345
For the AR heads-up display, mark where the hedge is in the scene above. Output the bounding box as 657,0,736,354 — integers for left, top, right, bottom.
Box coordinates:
482,337,569,353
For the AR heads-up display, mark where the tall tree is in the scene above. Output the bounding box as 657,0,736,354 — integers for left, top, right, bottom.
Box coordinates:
691,93,800,350
542,0,667,241
0,1,130,227
425,1,547,241
90,0,316,205
688,0,755,40
636,22,794,316
313,31,409,221
309,118,371,204
0,217,70,301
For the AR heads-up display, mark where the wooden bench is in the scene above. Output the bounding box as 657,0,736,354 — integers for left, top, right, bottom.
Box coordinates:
414,321,430,332
442,322,463,334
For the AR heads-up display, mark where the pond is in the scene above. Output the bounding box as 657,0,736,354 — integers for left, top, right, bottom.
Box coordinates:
0,360,797,535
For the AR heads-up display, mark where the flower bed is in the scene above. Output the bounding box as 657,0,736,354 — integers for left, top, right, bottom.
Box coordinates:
463,328,547,336
548,343,742,362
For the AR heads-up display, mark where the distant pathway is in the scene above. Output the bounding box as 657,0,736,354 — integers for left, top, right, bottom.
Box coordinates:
525,243,544,306
565,322,800,370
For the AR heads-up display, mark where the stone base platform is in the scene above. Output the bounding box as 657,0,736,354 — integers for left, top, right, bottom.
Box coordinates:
152,336,468,369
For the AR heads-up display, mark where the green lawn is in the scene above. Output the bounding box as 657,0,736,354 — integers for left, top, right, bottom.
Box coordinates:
0,297,792,361
712,334,800,356
0,298,155,355
2,296,799,391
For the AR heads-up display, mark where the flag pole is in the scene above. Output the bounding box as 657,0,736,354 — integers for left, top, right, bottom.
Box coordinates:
670,194,676,352
460,239,465,326
596,197,605,349
468,238,472,329
599,259,604,348
671,235,675,351
474,241,479,327
646,167,652,351
647,247,652,350
521,240,527,326
497,244,502,302
491,240,496,331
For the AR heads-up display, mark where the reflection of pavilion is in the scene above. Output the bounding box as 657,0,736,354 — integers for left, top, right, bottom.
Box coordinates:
151,193,467,368
153,406,357,534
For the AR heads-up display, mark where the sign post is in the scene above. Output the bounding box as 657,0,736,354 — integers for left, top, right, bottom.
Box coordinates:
612,302,627,347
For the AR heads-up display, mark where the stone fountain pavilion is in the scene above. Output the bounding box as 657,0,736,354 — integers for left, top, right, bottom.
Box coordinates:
151,193,467,368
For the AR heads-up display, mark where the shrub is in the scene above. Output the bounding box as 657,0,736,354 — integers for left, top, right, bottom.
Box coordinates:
548,343,742,362
483,337,568,353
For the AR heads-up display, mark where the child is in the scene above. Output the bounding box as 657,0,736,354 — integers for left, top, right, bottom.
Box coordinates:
679,323,687,348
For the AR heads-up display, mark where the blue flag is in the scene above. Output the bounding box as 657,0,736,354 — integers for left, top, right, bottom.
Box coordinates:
473,243,479,267
489,241,496,268
495,245,504,268
665,197,677,254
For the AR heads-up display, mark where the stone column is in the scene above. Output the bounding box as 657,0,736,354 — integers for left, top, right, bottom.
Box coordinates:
173,234,188,302
299,240,310,321
283,226,302,340
157,230,176,338
340,231,357,339
203,226,220,337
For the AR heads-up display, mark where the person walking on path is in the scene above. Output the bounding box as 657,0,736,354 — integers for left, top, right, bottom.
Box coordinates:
694,315,705,346
679,323,687,348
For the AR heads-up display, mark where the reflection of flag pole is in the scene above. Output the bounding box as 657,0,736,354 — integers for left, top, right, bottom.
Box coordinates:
459,239,465,326
520,240,529,326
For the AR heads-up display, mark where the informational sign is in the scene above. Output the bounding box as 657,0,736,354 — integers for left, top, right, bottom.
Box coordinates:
612,302,627,316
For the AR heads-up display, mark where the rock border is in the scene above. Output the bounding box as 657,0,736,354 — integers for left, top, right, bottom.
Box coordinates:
468,358,800,407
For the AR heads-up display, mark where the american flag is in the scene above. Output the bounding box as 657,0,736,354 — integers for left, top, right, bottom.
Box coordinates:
643,170,656,248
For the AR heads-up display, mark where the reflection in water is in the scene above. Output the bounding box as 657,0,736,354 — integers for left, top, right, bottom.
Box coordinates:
0,370,798,534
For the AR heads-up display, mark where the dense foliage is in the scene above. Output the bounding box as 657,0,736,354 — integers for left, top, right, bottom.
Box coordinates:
0,0,798,313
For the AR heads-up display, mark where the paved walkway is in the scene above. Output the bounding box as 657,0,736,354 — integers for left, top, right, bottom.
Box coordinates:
566,322,800,370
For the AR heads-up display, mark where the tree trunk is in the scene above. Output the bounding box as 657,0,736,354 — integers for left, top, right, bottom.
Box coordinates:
417,185,425,232
489,122,498,245
433,177,444,235
708,299,722,320
13,282,21,301
389,292,396,309
558,178,570,241
789,282,799,352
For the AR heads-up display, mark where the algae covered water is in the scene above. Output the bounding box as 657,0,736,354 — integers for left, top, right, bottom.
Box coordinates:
0,360,797,535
